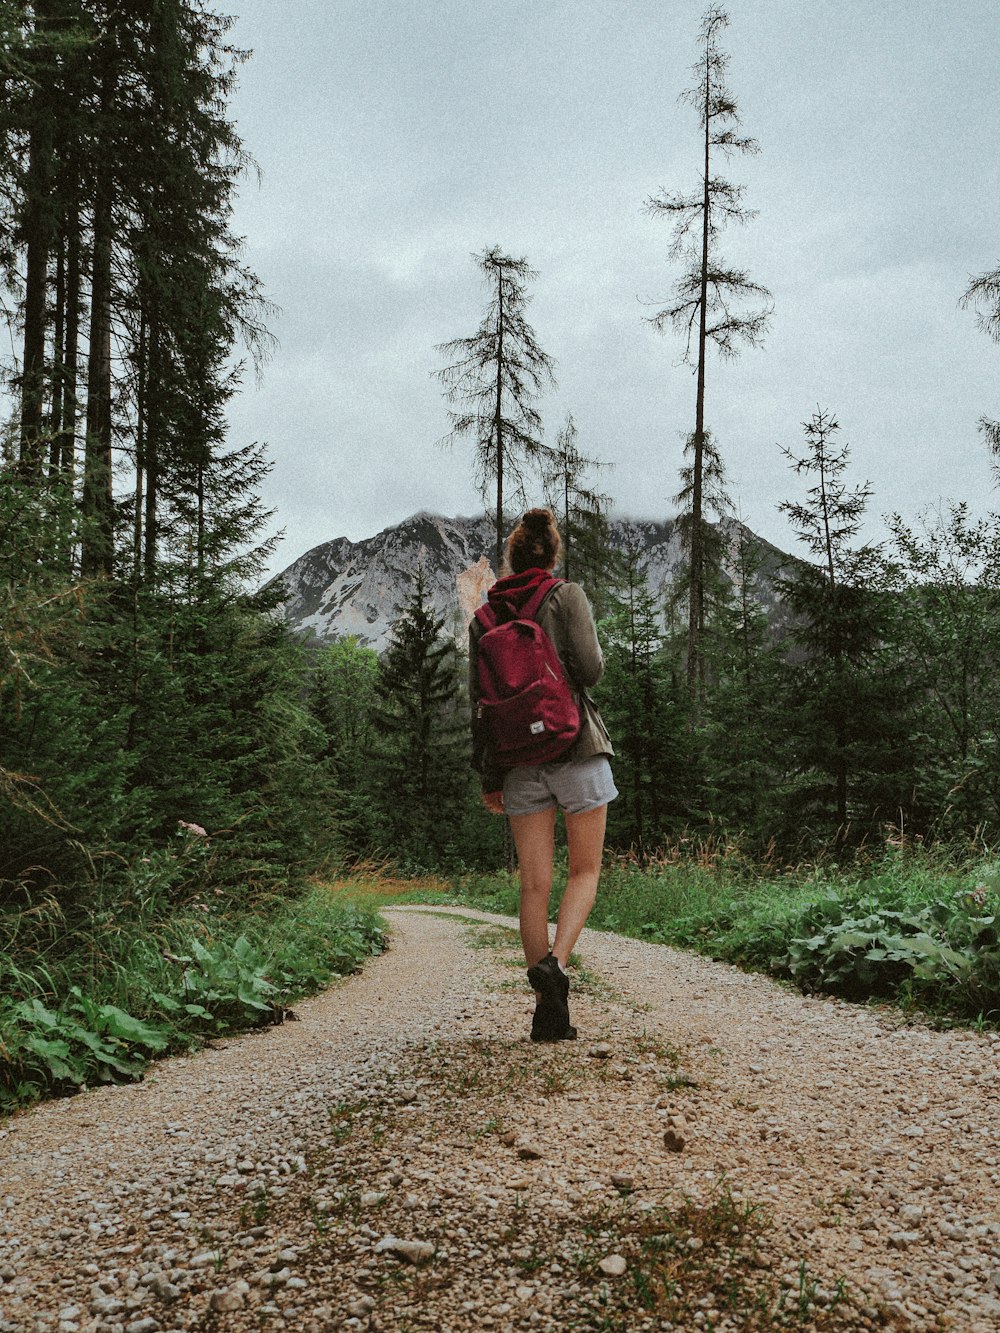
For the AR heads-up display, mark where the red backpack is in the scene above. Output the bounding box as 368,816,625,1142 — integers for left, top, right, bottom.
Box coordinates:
473,578,581,768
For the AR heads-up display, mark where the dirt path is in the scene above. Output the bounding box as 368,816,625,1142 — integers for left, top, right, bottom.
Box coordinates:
1,905,998,1332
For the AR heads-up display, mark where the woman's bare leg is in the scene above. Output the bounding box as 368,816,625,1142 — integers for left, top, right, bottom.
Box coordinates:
509,807,557,967
551,804,607,968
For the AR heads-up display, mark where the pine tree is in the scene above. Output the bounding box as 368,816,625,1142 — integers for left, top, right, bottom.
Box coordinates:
436,247,556,572
595,525,698,853
307,637,383,860
543,412,614,610
14,0,57,477
886,504,1000,838
1,2,88,485
646,5,771,696
960,265,1000,458
0,2,316,905
1,1,271,581
372,565,470,866
702,518,781,840
776,410,908,844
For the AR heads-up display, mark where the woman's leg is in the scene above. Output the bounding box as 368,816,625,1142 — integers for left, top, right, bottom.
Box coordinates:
509,807,557,966
551,803,607,968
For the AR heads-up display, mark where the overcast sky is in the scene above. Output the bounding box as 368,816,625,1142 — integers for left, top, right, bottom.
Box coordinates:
222,0,1000,576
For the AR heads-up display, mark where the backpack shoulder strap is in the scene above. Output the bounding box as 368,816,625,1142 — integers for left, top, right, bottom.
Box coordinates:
520,577,563,623
474,602,498,631
475,578,563,631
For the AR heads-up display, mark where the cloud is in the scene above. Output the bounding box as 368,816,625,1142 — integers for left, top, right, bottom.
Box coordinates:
224,0,1000,574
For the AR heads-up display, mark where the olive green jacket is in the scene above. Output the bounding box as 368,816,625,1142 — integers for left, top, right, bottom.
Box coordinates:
468,580,614,792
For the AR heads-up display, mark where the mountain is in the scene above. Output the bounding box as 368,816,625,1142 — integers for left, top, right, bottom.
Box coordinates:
269,510,790,653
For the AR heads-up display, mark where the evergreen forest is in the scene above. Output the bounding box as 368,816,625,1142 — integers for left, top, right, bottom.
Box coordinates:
1,2,998,1111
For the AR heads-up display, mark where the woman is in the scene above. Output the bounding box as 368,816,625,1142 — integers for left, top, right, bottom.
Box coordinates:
469,508,617,1041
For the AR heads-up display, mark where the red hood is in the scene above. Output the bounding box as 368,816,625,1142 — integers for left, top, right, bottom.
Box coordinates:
486,568,556,620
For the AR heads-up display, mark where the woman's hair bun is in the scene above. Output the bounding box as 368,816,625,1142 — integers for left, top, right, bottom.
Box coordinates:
505,507,562,575
522,508,551,532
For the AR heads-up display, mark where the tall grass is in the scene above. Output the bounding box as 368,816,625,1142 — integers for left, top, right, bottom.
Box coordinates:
0,870,386,1115
452,839,999,1028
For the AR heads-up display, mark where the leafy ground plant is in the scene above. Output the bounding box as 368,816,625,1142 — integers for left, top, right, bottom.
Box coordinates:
0,888,386,1114
5,990,169,1104
445,843,999,1028
775,890,998,1021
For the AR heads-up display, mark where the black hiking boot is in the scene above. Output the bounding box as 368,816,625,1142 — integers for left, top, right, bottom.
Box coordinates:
528,952,569,1002
530,998,577,1042
527,953,577,1042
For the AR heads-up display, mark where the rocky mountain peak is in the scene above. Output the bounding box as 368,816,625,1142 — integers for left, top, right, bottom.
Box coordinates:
270,510,786,653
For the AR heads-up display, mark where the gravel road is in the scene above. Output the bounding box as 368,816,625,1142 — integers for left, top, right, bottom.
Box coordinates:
1,904,998,1332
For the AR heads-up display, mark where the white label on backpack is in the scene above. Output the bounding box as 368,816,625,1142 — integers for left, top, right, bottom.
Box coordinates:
529,720,546,735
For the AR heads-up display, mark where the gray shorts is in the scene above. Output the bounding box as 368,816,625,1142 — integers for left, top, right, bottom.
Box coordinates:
503,755,619,817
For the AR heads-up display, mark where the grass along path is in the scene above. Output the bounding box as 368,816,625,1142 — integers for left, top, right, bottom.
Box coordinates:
0,904,997,1331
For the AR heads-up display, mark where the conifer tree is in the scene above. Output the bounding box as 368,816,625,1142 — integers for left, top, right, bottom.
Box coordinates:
595,525,697,853
543,413,614,609
961,265,1000,458
776,410,907,842
1,0,270,580
1,1,87,483
15,0,57,477
885,505,1000,837
646,5,771,696
702,518,781,839
436,247,555,573
0,2,307,902
373,566,469,866
307,637,383,860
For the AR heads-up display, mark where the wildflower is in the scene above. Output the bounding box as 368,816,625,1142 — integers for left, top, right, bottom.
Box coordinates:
177,820,208,838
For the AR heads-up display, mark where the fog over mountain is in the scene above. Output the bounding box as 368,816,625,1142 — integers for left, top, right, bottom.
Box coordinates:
270,511,791,653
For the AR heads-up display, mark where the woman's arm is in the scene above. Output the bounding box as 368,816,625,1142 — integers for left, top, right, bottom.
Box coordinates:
557,582,604,689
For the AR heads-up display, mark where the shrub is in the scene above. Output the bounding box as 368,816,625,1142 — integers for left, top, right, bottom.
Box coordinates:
0,891,386,1114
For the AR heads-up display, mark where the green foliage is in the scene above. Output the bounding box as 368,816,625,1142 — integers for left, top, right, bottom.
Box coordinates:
0,888,385,1114
0,0,394,1120
776,889,999,1020
700,521,784,844
452,843,999,1026
595,528,705,853
4,991,167,1100
884,504,1000,838
0,0,332,908
371,566,493,870
306,636,384,859
771,410,916,844
302,616,504,876
0,548,338,898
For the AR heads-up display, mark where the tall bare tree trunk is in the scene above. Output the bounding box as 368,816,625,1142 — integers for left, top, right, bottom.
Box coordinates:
133,311,146,576
18,78,54,478
493,267,504,575
60,207,81,486
687,57,712,699
81,71,114,578
143,316,160,584
48,239,65,479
